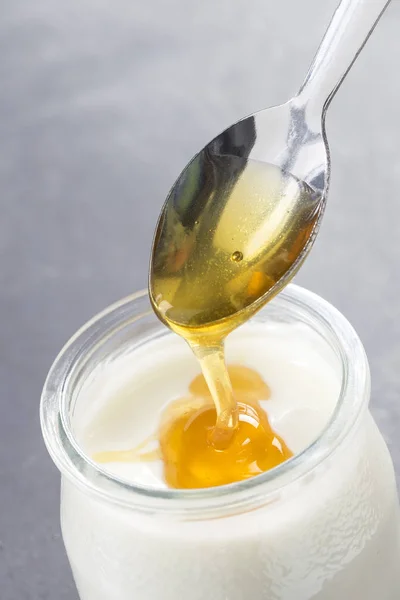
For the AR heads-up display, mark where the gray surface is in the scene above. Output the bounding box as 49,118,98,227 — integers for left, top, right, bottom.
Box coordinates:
1,1,400,598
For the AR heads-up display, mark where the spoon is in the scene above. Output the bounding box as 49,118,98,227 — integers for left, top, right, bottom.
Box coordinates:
150,0,391,338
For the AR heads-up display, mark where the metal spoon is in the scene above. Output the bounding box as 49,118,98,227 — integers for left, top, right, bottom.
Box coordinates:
150,0,391,335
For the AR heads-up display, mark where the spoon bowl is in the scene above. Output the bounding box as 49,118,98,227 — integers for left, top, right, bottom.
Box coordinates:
150,101,326,337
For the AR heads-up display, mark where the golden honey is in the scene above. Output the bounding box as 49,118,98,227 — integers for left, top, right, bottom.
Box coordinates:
95,365,292,489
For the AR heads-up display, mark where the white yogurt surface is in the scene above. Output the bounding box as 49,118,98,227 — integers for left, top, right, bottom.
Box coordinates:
77,321,340,488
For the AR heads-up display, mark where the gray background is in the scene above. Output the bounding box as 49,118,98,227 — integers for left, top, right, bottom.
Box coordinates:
1,0,400,598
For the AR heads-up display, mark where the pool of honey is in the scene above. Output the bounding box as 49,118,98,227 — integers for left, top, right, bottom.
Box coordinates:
94,365,292,489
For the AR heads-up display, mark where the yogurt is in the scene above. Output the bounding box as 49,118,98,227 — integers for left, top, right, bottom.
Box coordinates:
78,322,340,488
41,287,400,600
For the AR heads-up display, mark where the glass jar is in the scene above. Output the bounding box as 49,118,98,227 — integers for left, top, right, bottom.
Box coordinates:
40,284,400,600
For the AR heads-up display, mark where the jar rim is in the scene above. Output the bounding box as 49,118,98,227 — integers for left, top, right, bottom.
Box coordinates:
40,284,370,516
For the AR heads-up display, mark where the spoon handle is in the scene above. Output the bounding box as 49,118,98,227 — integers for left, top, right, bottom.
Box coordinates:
297,0,391,114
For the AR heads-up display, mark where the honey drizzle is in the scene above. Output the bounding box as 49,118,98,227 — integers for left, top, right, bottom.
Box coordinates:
150,159,321,443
